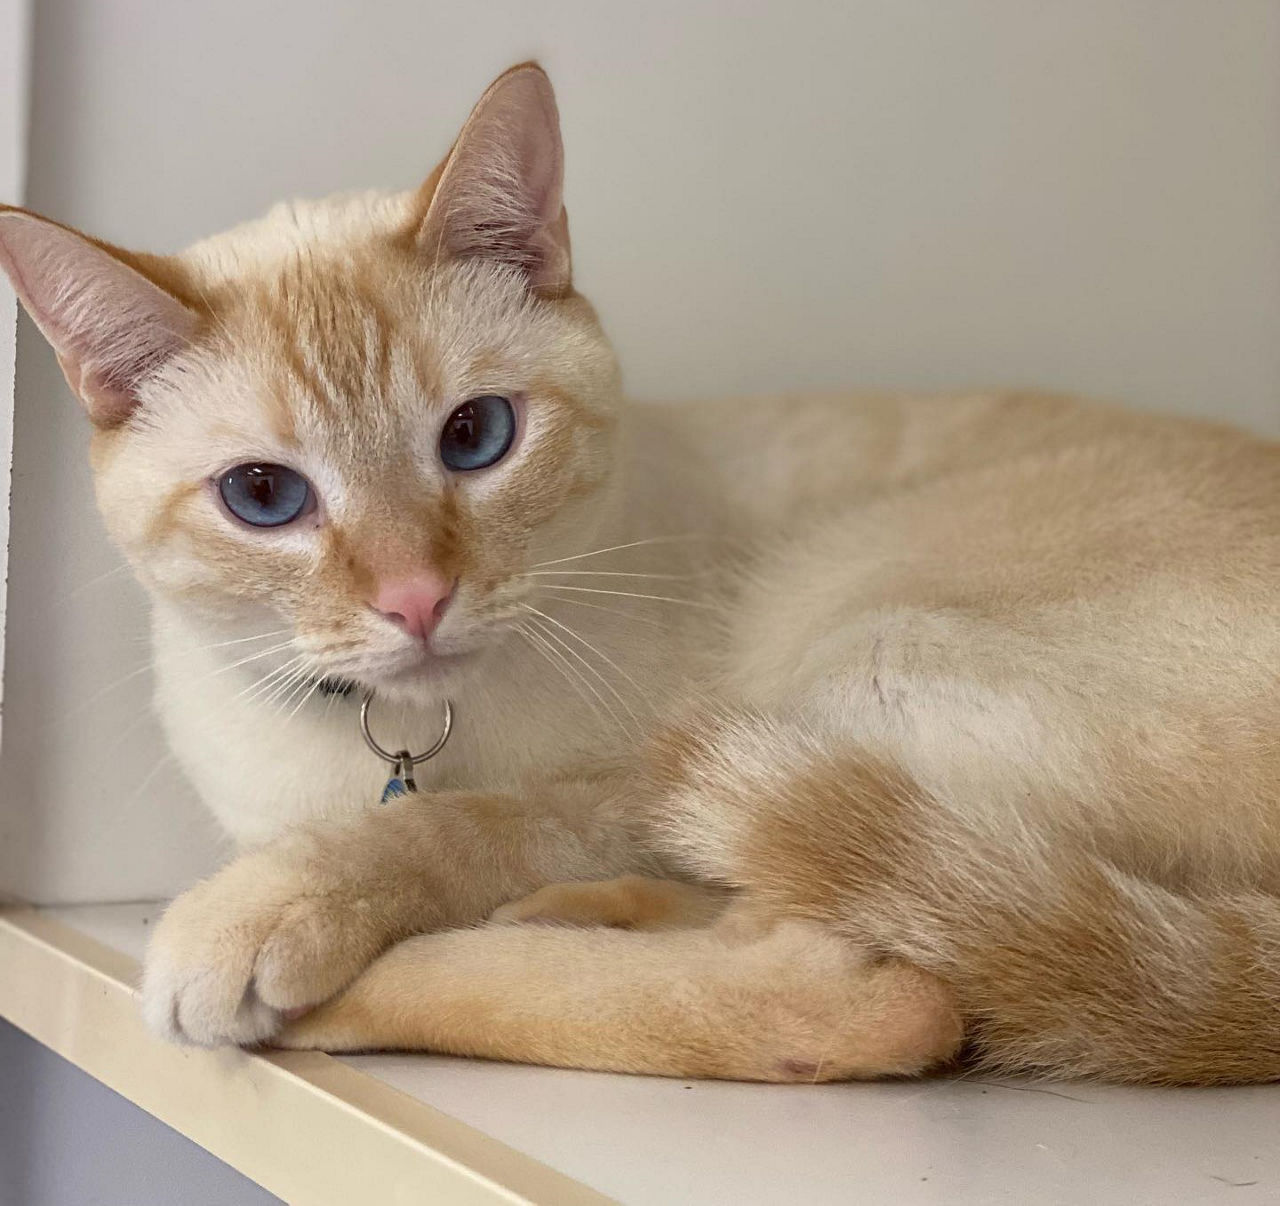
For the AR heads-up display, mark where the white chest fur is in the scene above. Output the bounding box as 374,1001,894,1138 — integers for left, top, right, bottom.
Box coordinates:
149,596,684,847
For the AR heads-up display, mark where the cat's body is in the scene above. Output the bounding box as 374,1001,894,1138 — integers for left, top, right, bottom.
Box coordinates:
163,378,1280,876
4,64,1279,1084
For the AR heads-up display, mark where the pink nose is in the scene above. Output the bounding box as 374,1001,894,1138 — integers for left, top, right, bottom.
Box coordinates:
371,574,454,642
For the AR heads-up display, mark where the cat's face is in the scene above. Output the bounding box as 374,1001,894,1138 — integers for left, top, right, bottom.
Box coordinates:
1,64,620,703
97,238,620,702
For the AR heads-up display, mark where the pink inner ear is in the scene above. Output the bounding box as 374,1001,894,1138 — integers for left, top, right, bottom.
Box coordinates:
418,65,571,295
0,212,198,425
496,69,565,226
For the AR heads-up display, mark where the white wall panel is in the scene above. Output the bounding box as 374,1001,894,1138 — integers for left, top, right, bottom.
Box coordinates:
0,0,31,777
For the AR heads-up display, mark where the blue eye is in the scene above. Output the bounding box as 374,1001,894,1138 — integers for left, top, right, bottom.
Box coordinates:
440,395,516,471
218,462,313,528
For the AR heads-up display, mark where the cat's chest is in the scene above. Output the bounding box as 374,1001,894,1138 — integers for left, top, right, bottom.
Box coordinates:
151,637,655,846
161,686,388,841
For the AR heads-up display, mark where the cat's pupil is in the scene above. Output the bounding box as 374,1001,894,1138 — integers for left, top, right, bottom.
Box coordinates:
247,470,276,506
449,406,478,448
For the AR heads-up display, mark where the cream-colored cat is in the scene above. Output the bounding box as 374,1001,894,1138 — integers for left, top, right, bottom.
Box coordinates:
3,63,1278,1084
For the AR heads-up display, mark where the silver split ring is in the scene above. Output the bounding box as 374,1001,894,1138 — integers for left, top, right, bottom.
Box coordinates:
359,691,454,767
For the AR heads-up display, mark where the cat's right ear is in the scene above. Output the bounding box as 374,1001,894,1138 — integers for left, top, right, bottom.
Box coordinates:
0,207,200,427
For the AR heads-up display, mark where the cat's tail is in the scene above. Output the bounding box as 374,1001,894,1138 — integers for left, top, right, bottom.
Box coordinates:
643,708,1280,1084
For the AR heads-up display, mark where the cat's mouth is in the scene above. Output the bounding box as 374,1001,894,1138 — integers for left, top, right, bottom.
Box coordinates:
382,648,477,679
298,616,504,701
329,646,481,700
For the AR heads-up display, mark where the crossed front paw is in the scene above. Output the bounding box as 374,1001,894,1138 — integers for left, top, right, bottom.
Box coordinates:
140,845,394,1047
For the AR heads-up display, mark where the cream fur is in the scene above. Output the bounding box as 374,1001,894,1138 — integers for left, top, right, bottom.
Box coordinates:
2,63,1279,1084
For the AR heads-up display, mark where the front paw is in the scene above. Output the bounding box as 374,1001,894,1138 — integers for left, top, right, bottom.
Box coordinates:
141,844,393,1047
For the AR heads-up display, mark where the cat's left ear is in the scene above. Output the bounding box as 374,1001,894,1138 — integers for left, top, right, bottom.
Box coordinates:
412,62,571,298
0,206,201,427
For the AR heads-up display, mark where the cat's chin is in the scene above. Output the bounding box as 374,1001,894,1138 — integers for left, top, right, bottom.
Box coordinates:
355,648,481,705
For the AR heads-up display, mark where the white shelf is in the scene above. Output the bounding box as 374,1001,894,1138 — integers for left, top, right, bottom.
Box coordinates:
5,903,1280,1204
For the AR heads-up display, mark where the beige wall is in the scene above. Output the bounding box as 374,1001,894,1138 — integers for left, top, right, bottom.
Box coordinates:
4,0,1279,902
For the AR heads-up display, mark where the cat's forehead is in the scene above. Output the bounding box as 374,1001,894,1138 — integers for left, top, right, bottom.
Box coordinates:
183,211,544,462
181,190,416,280
142,189,609,507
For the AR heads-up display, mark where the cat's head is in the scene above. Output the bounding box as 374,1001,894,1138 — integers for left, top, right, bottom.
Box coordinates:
0,64,622,703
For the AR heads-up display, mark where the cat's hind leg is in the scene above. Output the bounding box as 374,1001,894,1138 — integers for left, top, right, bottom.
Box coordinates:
274,904,962,1082
643,706,1280,1085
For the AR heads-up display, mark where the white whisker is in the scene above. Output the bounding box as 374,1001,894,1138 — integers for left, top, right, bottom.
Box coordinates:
67,661,158,718
258,662,312,712
520,570,691,580
526,584,717,610
521,603,653,717
122,751,179,812
517,621,624,737
284,674,324,721
66,632,297,720
57,562,132,605
523,612,639,735
535,589,667,630
530,534,705,569
516,622,597,721
239,655,305,705
209,640,298,680
191,628,294,653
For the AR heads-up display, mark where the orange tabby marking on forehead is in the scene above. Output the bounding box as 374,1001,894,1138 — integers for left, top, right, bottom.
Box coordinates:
408,333,446,411
351,262,401,402
234,283,331,432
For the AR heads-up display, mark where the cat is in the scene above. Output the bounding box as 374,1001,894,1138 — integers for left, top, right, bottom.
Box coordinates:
3,61,1279,1084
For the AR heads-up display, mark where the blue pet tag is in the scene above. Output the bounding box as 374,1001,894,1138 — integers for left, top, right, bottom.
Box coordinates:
380,756,415,803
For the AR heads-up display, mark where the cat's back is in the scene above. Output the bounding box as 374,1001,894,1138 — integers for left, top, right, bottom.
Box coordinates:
643,387,1280,727
625,387,1278,533
697,390,1280,866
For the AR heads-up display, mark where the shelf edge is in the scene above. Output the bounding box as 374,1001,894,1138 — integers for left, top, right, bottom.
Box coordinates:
0,906,612,1206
